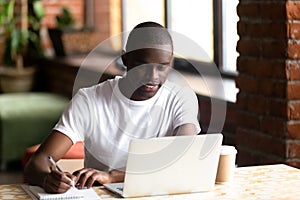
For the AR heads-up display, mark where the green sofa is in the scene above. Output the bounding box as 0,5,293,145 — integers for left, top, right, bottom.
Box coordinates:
0,92,69,170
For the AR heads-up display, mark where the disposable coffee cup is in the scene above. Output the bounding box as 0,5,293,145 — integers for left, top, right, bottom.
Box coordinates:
215,145,237,184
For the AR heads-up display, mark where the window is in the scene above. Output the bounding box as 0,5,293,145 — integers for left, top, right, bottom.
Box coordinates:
167,0,214,63
122,0,239,75
220,0,239,74
122,0,165,31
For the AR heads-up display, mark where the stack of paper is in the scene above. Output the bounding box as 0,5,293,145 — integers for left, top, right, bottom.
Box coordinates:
22,185,100,200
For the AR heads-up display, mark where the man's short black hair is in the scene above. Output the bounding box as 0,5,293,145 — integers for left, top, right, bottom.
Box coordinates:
125,21,173,52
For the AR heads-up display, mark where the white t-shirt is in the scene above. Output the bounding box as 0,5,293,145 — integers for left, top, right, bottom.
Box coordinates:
54,76,200,171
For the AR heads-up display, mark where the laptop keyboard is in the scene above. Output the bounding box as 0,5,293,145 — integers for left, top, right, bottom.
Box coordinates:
117,187,124,192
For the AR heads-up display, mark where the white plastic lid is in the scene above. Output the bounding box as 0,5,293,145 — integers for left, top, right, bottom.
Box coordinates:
220,145,237,155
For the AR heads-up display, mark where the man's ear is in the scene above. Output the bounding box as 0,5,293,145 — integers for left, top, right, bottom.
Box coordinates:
121,50,128,67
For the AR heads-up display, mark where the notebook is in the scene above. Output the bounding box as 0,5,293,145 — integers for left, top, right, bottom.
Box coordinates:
104,133,223,198
21,184,100,200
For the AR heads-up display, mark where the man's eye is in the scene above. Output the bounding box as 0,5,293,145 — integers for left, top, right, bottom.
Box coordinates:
157,65,168,71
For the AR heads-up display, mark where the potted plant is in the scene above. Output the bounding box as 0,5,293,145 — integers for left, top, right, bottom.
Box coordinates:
0,0,45,93
48,6,75,57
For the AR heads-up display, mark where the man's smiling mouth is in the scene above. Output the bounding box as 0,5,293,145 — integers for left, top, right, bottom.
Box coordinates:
140,83,160,92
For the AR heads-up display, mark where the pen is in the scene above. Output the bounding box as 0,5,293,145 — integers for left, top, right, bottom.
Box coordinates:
48,156,63,172
48,156,75,187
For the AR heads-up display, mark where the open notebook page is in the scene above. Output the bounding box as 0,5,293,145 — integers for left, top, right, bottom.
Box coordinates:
21,184,100,200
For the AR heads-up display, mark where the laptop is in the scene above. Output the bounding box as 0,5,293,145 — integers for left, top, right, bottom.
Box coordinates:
104,133,223,198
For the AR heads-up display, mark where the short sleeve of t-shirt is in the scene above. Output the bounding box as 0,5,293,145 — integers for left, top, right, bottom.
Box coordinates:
172,86,200,134
53,89,90,144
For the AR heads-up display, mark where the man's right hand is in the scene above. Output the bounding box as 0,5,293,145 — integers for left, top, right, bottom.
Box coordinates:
43,170,76,193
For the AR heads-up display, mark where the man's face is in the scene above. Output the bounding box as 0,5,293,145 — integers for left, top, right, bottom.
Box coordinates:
122,47,173,101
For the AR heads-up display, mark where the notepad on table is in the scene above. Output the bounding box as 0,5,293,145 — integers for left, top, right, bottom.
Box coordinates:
21,184,100,200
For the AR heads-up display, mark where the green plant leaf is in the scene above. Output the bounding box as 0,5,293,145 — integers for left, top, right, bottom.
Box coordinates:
1,0,44,65
0,0,15,25
11,29,21,55
33,0,45,20
6,0,15,20
10,29,29,55
56,6,75,29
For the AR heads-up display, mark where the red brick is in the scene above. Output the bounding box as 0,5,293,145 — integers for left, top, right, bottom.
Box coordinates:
286,160,300,169
237,21,286,38
287,82,300,99
237,2,260,18
243,96,286,118
236,148,264,167
237,111,261,130
288,41,300,59
225,103,237,125
235,93,248,110
237,75,286,98
260,117,286,137
287,22,300,39
237,147,285,167
288,101,300,120
259,79,287,98
237,57,286,79
236,75,259,93
236,21,247,37
198,97,211,133
237,39,286,58
236,92,247,110
236,128,286,158
236,147,284,167
260,2,286,19
288,141,300,158
286,1,300,20
243,95,267,114
286,61,300,80
261,40,287,58
268,99,288,118
41,19,56,28
237,2,286,20
262,22,287,38
236,39,261,57
43,7,61,15
287,121,300,139
222,103,238,145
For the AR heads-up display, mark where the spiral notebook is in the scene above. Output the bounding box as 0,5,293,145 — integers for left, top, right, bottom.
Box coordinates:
21,184,100,200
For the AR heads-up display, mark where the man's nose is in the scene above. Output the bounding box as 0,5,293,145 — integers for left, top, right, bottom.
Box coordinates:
146,66,159,80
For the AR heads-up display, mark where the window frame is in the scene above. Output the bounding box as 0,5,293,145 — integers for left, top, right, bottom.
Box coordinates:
215,0,239,78
121,0,238,78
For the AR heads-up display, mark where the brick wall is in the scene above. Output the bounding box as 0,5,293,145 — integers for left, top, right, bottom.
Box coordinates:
40,0,121,55
286,1,300,168
236,0,300,168
41,0,84,28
